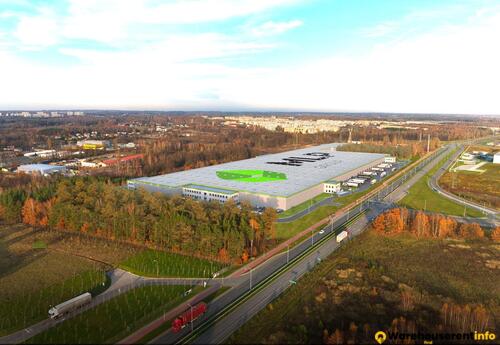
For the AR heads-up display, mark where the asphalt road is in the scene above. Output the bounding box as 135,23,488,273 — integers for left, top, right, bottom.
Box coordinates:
428,145,499,222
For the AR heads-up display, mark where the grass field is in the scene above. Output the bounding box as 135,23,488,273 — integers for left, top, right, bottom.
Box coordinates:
119,249,226,278
1,270,108,336
276,185,378,240
0,224,139,336
440,160,500,210
228,230,500,344
278,193,332,219
26,285,198,344
399,152,484,218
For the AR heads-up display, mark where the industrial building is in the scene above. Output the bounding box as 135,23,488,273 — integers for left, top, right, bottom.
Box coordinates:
128,143,386,210
323,180,341,194
17,164,67,176
76,140,111,150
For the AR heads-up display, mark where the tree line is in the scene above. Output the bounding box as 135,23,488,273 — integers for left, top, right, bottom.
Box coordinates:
371,208,499,240
0,177,276,263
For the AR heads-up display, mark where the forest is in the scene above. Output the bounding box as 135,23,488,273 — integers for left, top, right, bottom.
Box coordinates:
370,207,499,240
0,177,276,264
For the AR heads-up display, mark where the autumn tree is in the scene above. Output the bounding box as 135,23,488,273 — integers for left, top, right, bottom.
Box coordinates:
491,227,500,242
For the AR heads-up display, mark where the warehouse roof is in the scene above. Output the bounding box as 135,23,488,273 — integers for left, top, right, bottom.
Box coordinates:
130,143,385,197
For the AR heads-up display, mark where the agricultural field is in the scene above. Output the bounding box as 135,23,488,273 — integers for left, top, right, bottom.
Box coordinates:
26,285,196,344
399,153,484,218
119,250,226,278
228,230,500,344
440,151,500,210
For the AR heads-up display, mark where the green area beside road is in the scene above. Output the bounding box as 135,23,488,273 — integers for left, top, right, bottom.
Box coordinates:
25,285,201,344
119,250,226,278
399,150,484,218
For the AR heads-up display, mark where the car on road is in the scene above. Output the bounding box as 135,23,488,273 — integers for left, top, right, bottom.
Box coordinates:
319,229,325,235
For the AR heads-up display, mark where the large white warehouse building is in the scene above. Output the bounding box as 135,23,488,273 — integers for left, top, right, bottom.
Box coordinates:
128,143,386,210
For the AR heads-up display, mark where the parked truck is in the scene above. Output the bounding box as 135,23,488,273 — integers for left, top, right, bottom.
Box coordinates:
48,292,92,319
350,178,366,184
172,302,207,333
361,171,375,176
336,230,348,243
346,182,359,188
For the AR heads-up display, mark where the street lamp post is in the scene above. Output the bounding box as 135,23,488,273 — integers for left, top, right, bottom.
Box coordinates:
250,269,253,290
287,245,290,264
153,259,159,277
188,303,194,332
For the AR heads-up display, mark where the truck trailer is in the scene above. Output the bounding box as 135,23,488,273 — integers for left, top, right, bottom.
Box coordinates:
346,182,359,188
350,178,366,184
361,171,375,176
336,230,348,243
48,292,92,319
172,302,207,333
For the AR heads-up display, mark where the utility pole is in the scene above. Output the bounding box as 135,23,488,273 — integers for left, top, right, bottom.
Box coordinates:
311,228,314,246
287,245,290,264
249,269,253,290
427,134,430,153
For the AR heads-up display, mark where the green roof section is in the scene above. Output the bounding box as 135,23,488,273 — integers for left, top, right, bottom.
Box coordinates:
216,169,287,183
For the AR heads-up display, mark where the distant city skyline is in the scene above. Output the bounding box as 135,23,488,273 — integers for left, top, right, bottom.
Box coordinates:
1,0,500,114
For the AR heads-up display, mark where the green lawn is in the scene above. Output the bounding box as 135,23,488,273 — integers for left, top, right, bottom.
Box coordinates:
0,270,108,336
276,184,380,240
278,193,332,219
119,250,226,278
26,285,197,344
399,152,484,218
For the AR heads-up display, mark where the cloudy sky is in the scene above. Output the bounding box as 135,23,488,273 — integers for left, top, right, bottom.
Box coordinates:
1,0,499,114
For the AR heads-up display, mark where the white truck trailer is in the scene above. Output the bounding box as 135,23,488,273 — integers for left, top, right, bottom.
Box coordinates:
371,167,384,171
361,171,375,176
48,292,92,319
336,230,348,243
346,182,359,188
350,178,366,184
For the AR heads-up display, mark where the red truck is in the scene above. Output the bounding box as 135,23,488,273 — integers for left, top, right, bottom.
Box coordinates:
171,302,207,333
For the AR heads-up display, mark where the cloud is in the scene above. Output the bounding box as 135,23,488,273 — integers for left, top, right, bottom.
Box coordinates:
217,8,500,114
250,20,303,37
1,2,499,115
13,9,59,49
4,0,300,47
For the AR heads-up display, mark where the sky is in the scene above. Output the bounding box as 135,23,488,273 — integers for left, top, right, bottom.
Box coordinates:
0,0,499,114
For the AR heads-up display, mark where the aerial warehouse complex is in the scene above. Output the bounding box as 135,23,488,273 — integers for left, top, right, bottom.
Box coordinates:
128,144,387,210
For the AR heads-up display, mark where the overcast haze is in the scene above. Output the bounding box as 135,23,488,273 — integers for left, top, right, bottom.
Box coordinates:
1,0,499,114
